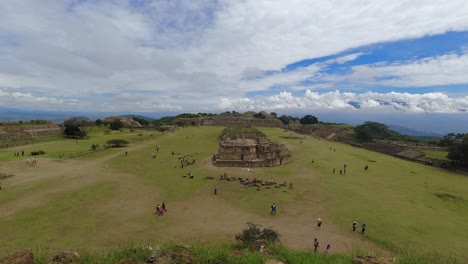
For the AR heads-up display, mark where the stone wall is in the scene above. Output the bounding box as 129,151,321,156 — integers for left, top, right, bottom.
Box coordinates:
173,117,285,128
0,123,62,142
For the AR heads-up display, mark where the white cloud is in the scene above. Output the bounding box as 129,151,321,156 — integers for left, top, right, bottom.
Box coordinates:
346,53,468,87
0,0,468,113
220,90,468,114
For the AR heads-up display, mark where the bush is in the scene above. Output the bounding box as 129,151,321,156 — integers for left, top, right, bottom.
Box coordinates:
106,139,129,148
235,222,280,249
31,150,46,156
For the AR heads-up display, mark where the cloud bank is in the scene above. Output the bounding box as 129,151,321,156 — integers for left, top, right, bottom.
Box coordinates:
0,0,467,116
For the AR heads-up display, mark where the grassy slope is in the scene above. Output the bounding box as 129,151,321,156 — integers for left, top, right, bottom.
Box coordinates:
1,182,116,252
422,150,449,162
1,126,467,262
108,126,224,201
258,128,468,262
288,134,467,261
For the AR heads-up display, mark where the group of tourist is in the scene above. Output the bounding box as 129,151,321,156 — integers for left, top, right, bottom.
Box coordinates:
26,157,37,166
353,221,367,234
313,238,331,254
14,150,25,156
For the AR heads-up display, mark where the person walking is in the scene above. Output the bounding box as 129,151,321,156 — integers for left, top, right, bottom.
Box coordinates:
158,206,164,216
271,203,277,215
361,223,367,234
317,218,322,229
162,202,166,212
313,238,320,252
353,221,357,233
325,244,331,255
214,186,218,195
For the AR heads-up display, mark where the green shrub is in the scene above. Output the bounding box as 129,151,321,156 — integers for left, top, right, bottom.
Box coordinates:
235,222,280,249
106,139,129,148
30,150,45,156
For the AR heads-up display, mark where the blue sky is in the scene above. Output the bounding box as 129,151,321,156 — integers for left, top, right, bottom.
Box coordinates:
0,0,467,131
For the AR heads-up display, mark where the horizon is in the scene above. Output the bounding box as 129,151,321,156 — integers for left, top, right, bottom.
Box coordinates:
0,1,467,132
1,107,467,135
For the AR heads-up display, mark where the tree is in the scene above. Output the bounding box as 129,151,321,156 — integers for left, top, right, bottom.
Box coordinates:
95,119,103,126
447,134,468,166
278,115,290,125
253,112,266,119
63,124,87,138
354,121,396,142
278,115,300,125
110,119,124,130
439,133,465,147
299,115,318,125
106,139,129,148
132,117,149,127
235,222,280,249
270,112,277,118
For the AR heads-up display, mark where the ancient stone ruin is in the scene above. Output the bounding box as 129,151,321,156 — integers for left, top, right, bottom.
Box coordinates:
0,121,62,143
103,116,143,128
214,126,291,167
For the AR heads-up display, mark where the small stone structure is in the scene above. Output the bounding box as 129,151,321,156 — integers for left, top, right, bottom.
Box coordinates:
214,127,291,167
103,116,143,128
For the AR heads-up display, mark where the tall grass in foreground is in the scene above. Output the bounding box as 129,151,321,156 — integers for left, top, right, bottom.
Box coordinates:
26,242,459,264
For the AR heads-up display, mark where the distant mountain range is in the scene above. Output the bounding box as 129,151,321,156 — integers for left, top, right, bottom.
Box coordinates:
386,124,444,137
0,107,171,123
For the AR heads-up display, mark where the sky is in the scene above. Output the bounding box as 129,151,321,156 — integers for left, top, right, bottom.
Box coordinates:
0,0,467,132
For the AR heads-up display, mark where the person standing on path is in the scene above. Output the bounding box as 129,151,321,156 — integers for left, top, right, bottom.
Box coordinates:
214,186,218,195
353,221,357,233
361,223,367,234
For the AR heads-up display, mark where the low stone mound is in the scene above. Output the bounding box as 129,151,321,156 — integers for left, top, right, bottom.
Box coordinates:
0,250,34,264
352,256,396,264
